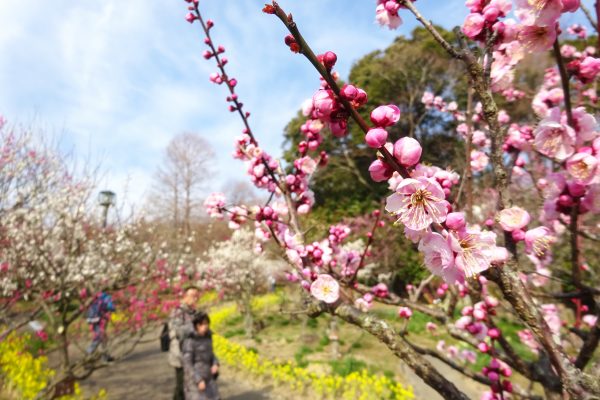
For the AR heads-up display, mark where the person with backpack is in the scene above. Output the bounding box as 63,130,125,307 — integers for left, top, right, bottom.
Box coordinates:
181,311,219,400
168,286,201,400
86,291,116,362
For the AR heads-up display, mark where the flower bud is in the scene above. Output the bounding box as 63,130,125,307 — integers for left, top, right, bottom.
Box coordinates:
322,51,337,70
340,84,358,100
370,105,401,127
446,212,466,230
365,128,388,148
393,137,422,167
368,160,393,182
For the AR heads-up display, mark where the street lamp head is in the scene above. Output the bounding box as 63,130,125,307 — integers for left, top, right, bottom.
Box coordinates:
98,190,116,208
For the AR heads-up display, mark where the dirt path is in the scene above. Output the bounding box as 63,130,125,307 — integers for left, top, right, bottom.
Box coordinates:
80,337,274,400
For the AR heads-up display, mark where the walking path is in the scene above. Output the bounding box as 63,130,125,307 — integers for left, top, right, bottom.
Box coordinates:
80,336,273,400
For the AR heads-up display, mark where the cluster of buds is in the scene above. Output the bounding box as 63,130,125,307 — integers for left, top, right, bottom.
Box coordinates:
455,297,500,347
298,119,324,154
375,0,416,30
422,92,459,115
461,0,512,42
204,192,227,219
328,224,351,246
482,358,513,398
247,152,280,193
253,206,280,227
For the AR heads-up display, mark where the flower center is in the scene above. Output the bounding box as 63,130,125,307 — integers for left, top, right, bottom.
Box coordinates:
411,189,431,207
533,237,552,258
528,0,550,11
570,160,591,179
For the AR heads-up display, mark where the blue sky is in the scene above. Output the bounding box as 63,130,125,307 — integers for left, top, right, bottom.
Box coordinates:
0,1,593,208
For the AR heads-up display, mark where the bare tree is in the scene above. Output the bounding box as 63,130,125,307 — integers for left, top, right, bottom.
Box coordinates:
148,133,214,233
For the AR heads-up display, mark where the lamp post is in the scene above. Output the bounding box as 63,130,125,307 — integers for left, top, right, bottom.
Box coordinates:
98,190,116,228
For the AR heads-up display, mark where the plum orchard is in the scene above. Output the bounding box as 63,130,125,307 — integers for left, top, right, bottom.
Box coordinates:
186,1,600,399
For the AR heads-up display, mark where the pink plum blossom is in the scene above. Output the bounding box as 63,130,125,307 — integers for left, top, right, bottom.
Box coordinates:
448,228,501,279
310,274,340,303
566,151,598,184
515,0,562,26
418,232,460,284
470,150,489,172
525,227,556,259
497,206,531,231
462,13,485,39
385,177,448,231
375,2,402,30
534,108,576,160
518,25,557,53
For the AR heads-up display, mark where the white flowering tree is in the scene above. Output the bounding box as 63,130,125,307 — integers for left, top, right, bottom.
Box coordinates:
198,228,283,336
0,122,176,397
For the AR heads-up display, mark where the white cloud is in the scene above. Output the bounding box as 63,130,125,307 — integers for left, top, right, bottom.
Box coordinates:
1,0,595,209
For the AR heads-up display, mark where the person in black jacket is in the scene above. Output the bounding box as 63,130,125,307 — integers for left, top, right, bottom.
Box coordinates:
182,311,220,400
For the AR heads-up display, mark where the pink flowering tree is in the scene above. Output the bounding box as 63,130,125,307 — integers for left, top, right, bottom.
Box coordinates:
183,1,600,398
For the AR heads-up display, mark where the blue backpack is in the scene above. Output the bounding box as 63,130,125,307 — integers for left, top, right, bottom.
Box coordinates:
86,293,115,323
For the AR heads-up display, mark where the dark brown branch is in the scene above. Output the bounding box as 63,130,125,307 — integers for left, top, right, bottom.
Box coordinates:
552,39,575,127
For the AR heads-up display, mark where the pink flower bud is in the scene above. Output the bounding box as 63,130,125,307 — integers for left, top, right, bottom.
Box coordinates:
322,51,337,69
330,120,348,137
488,328,500,339
340,84,358,100
365,128,388,148
393,137,422,167
368,160,393,182
488,371,499,381
354,89,368,106
483,6,499,21
203,50,213,59
568,182,587,197
370,105,401,127
497,206,530,232
511,229,525,241
398,306,413,319
478,342,489,352
446,212,466,230
562,0,580,13
185,13,196,23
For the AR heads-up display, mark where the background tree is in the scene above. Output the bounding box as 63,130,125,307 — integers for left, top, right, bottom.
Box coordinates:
147,132,215,234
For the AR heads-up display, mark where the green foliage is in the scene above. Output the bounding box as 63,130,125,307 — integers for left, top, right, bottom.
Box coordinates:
329,357,368,377
294,345,314,368
223,328,246,338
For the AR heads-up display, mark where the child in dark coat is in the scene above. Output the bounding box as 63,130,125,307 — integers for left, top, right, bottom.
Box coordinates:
182,312,220,400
